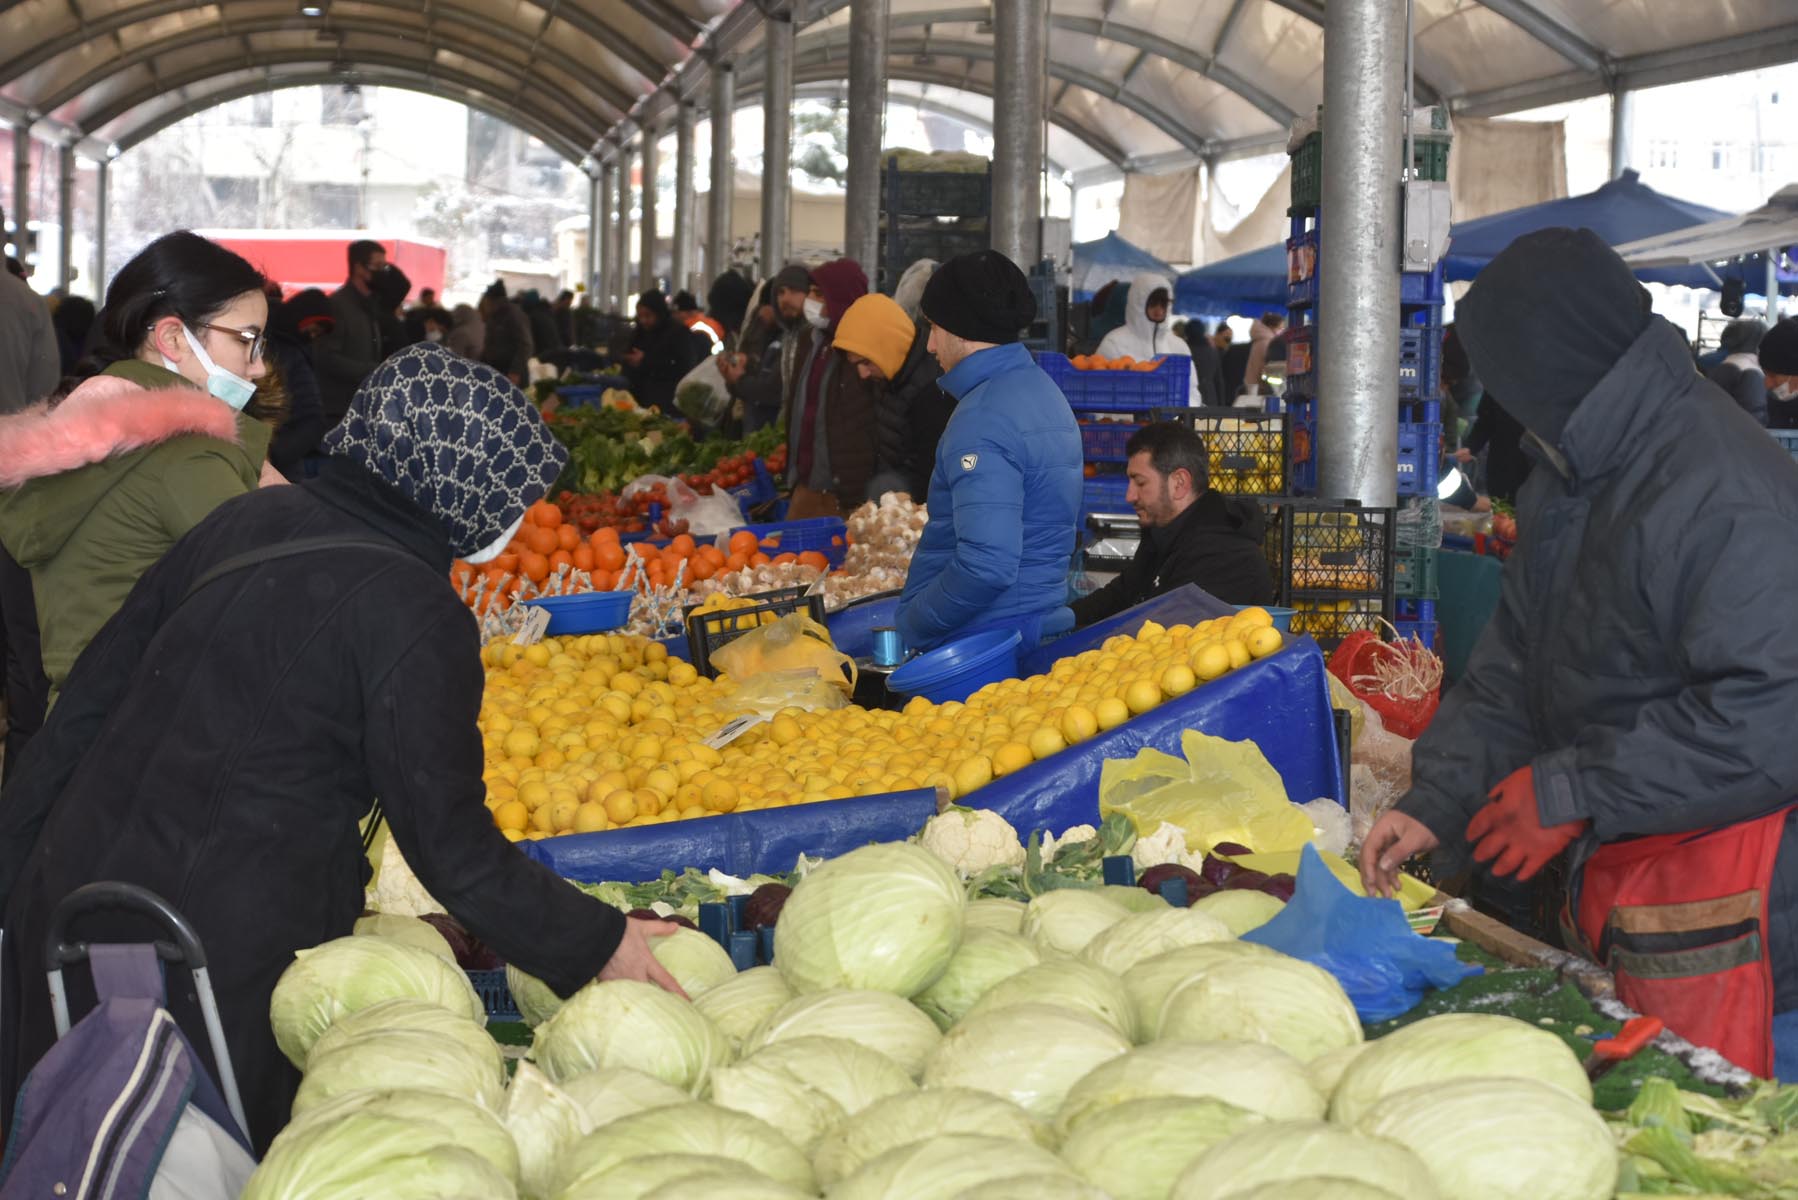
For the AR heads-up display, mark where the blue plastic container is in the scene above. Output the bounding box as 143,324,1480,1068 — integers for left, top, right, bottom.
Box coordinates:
1037,351,1191,413
521,590,634,634
730,516,849,567
888,630,1023,704
1233,604,1296,631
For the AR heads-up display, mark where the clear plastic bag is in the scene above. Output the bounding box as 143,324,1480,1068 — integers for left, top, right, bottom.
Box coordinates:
1348,702,1415,845
621,473,745,536
1396,496,1443,550
708,612,857,694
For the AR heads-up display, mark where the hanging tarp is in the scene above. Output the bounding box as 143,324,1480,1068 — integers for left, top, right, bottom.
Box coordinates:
1614,184,1798,297
1072,232,1176,302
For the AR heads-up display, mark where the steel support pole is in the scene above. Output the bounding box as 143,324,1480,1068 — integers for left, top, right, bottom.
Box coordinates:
761,10,795,275
57,143,75,292
622,139,640,305
10,124,29,262
640,129,660,293
597,158,616,311
613,149,632,312
707,61,736,280
673,100,696,291
843,0,889,276
1317,0,1402,507
587,170,602,300
1768,246,1782,323
991,0,1045,267
1609,87,1634,179
94,158,108,296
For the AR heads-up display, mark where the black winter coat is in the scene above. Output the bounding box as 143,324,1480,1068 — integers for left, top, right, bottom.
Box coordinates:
1398,319,1798,1010
625,320,701,412
877,326,955,501
1464,394,1533,505
1072,489,1274,626
0,459,624,1151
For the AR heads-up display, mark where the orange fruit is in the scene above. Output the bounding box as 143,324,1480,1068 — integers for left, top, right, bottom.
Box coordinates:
520,552,550,583
531,501,562,528
797,550,829,571
591,526,621,547
724,552,749,572
772,552,797,566
548,549,574,574
595,543,626,572
523,525,558,556
572,545,595,572
668,534,696,559
750,552,771,567
556,524,581,552
493,552,519,574
688,557,716,581
728,530,759,556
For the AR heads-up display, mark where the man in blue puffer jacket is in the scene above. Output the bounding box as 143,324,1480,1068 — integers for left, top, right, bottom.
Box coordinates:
898,252,1083,652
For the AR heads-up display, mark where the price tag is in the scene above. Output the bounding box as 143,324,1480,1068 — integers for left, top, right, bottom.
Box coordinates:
704,712,769,749
511,606,552,646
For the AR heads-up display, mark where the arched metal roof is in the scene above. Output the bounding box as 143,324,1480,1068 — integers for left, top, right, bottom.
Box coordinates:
2,0,1794,173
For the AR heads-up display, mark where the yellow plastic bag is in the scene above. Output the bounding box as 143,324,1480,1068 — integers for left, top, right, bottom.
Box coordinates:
1099,730,1317,855
709,612,857,694
720,669,852,717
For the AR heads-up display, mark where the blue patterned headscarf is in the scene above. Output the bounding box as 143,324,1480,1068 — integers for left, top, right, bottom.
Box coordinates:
321,343,567,556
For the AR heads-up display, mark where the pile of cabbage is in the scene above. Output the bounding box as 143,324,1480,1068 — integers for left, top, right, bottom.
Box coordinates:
250,841,1619,1200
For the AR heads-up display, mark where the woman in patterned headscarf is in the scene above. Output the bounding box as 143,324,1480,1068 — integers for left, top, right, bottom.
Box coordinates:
0,345,686,1152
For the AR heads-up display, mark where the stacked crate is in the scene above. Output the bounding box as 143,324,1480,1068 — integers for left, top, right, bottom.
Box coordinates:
1034,353,1193,525
879,159,991,294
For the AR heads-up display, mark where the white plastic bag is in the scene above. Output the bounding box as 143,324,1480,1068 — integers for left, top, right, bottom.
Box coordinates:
673,354,732,429
621,474,745,536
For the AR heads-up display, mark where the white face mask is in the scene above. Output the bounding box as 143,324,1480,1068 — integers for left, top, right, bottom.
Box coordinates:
162,325,258,411
803,297,829,330
1773,380,1797,402
425,329,445,343
464,513,526,564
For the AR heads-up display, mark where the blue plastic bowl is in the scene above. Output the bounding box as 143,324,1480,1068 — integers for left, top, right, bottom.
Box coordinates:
522,590,634,634
888,630,1023,704
1232,604,1296,632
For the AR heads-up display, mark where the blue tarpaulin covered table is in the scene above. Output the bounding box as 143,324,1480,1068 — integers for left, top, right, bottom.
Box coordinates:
519,585,1341,882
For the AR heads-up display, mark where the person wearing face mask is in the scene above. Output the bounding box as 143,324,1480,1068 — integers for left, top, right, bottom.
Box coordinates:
315,239,390,427
777,259,881,517
0,343,688,1152
720,264,812,434
1361,228,1798,1081
1704,318,1769,426
1762,319,1798,428
0,231,279,708
1093,272,1201,404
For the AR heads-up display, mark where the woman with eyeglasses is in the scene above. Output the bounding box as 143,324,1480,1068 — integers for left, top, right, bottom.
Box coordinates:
0,230,282,708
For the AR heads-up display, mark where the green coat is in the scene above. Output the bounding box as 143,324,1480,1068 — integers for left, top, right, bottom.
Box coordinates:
0,360,271,700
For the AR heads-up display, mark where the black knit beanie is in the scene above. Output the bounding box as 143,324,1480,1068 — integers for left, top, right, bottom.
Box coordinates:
1763,319,1798,375
921,250,1036,345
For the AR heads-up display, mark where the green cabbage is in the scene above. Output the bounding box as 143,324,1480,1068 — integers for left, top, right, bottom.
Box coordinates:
1055,1040,1325,1136
912,927,1042,1030
559,1064,693,1127
707,1036,915,1153
269,935,484,1068
1078,907,1233,975
694,965,794,1053
1158,956,1362,1062
951,1177,1112,1200
275,1087,518,1183
555,1153,763,1200
352,914,457,962
530,978,730,1091
963,958,1137,1039
1216,1180,1402,1200
1328,1012,1593,1127
506,966,564,1028
774,841,966,996
1170,1119,1439,1199
1021,889,1130,955
1306,1042,1367,1101
1058,1096,1263,1200
922,1003,1130,1118
291,1027,506,1116
1191,890,1286,935
501,1063,585,1200
964,897,1027,933
243,1114,517,1199
1120,940,1279,1040
551,1101,816,1196
829,1132,1075,1200
1100,884,1175,913
812,1087,1050,1188
640,1176,816,1200
744,988,942,1077
1356,1077,1616,1200
652,926,740,997
305,998,497,1071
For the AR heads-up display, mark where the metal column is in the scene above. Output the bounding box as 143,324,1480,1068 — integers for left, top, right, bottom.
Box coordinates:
707,60,736,280
673,100,697,291
1317,0,1402,508
640,129,661,293
58,143,75,293
94,158,108,296
761,8,795,275
843,0,889,275
1769,247,1782,323
990,0,1045,267
1609,87,1634,179
612,149,632,312
587,170,603,300
598,157,617,311
9,123,29,263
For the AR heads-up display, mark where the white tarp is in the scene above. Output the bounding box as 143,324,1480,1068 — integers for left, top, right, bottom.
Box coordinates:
1118,168,1203,265
1615,184,1798,268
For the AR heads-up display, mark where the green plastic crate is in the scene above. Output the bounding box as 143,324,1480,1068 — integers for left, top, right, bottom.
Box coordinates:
1411,137,1451,182
1394,543,1440,600
1289,133,1322,216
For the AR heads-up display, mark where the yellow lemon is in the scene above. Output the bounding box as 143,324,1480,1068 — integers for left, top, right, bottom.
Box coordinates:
1234,606,1274,630
1061,704,1099,744
530,802,557,833
1125,678,1162,716
992,742,1035,777
1094,696,1131,730
644,767,681,799
517,780,552,811
769,714,804,747
491,800,529,832
602,788,638,824
1191,642,1231,681
632,787,665,817
500,827,525,842
703,778,741,813
501,727,541,759
548,796,581,832
1027,726,1068,760
667,661,699,688
572,802,609,834
1225,638,1251,669
953,755,994,796
1247,626,1285,658
1160,663,1197,698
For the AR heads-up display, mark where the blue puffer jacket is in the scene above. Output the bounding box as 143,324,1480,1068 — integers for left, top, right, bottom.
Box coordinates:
897,343,1083,651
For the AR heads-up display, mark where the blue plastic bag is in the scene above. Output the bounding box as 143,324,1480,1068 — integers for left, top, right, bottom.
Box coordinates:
1243,844,1480,1022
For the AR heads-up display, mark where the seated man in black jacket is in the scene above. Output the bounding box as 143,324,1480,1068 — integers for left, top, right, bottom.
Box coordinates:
1072,422,1274,626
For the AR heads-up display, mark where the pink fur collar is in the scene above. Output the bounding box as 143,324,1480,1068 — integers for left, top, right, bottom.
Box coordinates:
0,375,242,489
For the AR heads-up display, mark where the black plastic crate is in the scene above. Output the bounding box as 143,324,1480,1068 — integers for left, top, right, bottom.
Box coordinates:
1154,406,1289,497
687,587,828,678
1290,132,1321,216
882,160,991,219
1258,500,1396,651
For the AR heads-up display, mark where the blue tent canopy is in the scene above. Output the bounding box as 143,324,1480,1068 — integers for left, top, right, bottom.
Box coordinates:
1174,171,1762,316
1072,231,1175,301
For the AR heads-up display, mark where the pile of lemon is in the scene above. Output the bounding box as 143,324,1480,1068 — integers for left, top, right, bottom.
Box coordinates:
476,609,1284,840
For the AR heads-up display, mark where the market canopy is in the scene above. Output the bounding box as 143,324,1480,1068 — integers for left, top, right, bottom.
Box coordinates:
1614,184,1798,296
1,0,1794,175
1071,232,1175,301
1174,241,1289,316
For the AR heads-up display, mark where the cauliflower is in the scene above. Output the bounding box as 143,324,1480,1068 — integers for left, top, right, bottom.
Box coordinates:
919,807,1026,876
368,841,447,918
1041,823,1098,864
1130,821,1205,874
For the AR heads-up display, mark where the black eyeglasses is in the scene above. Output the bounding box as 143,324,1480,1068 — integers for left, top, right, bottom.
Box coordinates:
196,322,266,362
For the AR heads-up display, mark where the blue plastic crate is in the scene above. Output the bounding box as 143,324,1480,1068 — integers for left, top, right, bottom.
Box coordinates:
1286,228,1320,310
1771,429,1798,463
1287,260,1445,311
727,456,780,515
1393,597,1439,649
1396,420,1442,497
1083,473,1132,515
467,968,520,1023
1398,326,1443,400
1037,352,1191,412
1079,419,1143,463
1284,325,1316,399
1286,399,1317,496
555,384,607,407
730,516,848,566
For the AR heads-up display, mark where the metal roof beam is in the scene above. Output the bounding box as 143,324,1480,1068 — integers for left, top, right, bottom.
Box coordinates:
1474,0,1607,75
617,0,703,43
1213,0,1251,56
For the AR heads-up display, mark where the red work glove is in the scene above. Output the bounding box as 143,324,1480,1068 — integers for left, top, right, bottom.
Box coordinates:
1465,766,1589,882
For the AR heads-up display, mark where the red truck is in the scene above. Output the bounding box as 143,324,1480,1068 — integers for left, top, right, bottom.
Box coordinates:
196,230,447,300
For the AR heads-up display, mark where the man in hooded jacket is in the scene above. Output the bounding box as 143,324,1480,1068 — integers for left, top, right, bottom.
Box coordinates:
778,259,881,515
1094,271,1201,404
1361,228,1798,1081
